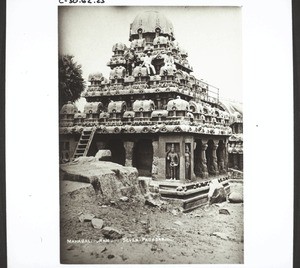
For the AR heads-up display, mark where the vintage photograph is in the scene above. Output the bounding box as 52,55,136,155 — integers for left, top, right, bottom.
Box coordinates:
58,6,243,264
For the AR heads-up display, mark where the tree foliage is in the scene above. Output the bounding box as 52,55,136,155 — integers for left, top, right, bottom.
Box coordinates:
59,54,85,109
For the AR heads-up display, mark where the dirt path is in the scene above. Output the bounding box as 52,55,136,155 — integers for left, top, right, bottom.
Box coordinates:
60,181,243,264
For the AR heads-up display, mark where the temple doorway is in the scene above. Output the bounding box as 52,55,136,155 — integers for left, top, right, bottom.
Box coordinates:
132,139,153,176
107,139,125,166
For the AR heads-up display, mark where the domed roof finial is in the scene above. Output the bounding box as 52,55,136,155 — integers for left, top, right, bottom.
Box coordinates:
129,11,175,41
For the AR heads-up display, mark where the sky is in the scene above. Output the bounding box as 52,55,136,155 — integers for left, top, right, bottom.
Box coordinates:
59,6,242,111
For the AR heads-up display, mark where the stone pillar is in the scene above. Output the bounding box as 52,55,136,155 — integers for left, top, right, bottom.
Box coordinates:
151,140,159,179
233,154,239,170
190,141,196,181
179,142,185,182
193,142,200,177
200,140,209,179
238,154,243,171
211,140,219,176
218,142,226,174
124,141,134,167
224,139,229,171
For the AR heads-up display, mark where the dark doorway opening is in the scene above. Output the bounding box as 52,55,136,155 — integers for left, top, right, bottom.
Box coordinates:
194,139,201,177
107,139,125,166
133,139,153,176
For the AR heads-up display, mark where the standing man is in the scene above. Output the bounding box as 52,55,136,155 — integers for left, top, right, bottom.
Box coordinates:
124,48,136,76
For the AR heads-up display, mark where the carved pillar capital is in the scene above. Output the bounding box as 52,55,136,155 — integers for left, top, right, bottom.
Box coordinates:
201,143,208,151
201,139,208,146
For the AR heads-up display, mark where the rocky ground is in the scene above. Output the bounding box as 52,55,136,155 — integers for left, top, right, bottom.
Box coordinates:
60,179,243,264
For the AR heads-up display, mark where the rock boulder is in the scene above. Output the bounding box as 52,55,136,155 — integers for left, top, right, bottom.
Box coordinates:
102,227,123,239
208,179,227,205
60,157,140,202
228,192,243,203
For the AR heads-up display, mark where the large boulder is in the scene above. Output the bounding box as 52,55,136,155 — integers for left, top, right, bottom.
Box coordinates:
60,157,140,201
228,192,243,203
91,218,104,229
208,179,227,204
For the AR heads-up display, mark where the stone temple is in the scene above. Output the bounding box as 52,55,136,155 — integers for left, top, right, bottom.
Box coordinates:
59,11,242,211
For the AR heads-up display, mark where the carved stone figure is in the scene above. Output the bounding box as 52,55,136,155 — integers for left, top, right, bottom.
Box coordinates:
209,142,219,175
185,145,191,180
166,144,179,180
200,142,209,178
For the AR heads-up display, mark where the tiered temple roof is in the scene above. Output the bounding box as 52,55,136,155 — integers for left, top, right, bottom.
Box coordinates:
59,11,234,137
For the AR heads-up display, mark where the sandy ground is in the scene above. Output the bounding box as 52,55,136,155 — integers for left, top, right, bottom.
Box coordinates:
60,180,243,264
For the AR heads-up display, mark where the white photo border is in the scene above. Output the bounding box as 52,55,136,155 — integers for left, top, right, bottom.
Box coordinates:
6,0,293,267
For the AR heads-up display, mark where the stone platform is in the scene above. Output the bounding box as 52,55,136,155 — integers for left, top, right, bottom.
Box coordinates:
150,176,230,212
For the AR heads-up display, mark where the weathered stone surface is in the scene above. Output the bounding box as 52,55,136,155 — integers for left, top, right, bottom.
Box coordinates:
211,232,228,240
219,208,230,215
171,209,178,216
120,186,136,197
91,218,104,229
95,150,111,161
228,192,243,203
60,157,140,202
144,192,164,207
174,221,183,226
102,227,124,239
138,177,152,195
79,213,95,222
60,181,91,194
208,179,227,204
119,196,129,202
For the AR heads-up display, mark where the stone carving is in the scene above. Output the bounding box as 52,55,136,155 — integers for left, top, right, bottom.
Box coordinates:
200,142,208,178
185,145,191,180
166,144,179,180
209,142,219,175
